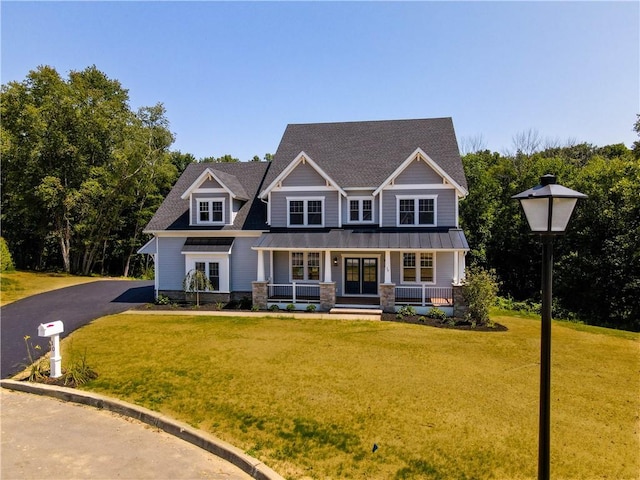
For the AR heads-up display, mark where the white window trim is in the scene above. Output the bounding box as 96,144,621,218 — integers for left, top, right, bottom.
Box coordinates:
346,196,375,224
184,253,230,293
396,195,437,227
289,251,323,283
400,251,436,285
195,197,226,225
286,197,325,228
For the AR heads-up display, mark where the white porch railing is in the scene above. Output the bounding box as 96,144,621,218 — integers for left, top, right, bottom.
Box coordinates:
268,283,320,304
395,285,453,307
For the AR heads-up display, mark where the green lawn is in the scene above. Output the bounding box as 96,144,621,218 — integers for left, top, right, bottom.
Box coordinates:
0,270,105,306
64,313,639,480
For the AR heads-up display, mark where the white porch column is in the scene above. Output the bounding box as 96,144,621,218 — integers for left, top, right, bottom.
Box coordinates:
324,250,332,282
384,250,391,284
459,251,466,283
453,251,459,285
257,249,265,282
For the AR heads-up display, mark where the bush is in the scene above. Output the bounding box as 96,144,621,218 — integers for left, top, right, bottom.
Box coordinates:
426,307,447,321
462,267,499,327
155,294,171,305
0,237,15,272
269,304,279,312
398,305,417,317
286,303,296,312
306,304,317,312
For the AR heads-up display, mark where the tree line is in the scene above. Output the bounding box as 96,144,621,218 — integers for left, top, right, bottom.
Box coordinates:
2,66,638,330
459,124,639,331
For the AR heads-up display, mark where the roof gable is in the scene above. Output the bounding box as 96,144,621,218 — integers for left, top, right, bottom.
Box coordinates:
264,118,467,192
180,167,249,201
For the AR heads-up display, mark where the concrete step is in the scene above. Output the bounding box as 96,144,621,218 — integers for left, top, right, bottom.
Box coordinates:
329,307,383,316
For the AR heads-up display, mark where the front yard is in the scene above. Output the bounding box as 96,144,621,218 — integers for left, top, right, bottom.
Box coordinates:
63,312,638,479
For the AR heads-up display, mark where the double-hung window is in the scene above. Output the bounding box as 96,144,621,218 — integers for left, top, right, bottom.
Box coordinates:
402,252,435,283
194,261,220,291
397,196,436,226
348,197,374,223
197,198,224,224
290,252,321,281
287,198,324,227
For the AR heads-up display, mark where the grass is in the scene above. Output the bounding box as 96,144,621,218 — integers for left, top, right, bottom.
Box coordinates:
63,312,640,479
0,270,103,306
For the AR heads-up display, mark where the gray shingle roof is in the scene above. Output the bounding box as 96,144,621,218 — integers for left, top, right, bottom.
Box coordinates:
210,169,249,201
263,117,467,192
144,162,269,232
253,229,469,250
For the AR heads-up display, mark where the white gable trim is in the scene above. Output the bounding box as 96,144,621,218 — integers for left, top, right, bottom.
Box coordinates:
373,148,468,198
180,168,237,200
259,151,347,199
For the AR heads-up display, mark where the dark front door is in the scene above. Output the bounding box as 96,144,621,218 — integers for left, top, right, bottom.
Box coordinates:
344,258,378,295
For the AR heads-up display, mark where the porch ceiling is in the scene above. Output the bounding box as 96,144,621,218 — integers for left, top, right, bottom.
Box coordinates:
253,229,468,250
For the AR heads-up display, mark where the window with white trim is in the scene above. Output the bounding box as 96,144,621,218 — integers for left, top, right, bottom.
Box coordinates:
287,198,324,227
397,196,436,226
348,197,374,223
194,261,221,291
401,252,435,283
290,251,321,281
197,198,225,224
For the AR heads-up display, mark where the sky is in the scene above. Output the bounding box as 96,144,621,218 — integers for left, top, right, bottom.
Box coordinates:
2,1,638,161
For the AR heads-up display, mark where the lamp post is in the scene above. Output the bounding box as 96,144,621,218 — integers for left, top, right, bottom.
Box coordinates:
512,174,586,480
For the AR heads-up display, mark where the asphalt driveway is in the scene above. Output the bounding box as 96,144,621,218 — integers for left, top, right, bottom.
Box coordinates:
0,280,153,378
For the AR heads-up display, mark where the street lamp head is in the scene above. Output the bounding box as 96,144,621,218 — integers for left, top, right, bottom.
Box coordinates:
512,174,587,235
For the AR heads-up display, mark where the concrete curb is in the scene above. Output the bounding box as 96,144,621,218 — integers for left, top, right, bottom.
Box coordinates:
126,308,381,321
0,379,284,480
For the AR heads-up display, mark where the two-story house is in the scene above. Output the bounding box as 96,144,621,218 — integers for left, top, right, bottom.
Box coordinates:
140,118,469,315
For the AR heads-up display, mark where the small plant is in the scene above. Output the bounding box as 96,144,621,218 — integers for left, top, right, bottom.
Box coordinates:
306,304,317,312
215,301,225,310
396,313,404,320
269,304,279,311
418,316,426,323
62,344,97,386
286,303,296,312
239,296,253,310
182,269,212,307
251,304,260,312
398,305,417,317
155,294,171,305
447,318,457,327
426,307,447,321
23,335,48,381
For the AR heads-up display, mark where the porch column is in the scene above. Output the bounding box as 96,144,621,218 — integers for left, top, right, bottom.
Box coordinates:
324,250,332,282
252,281,268,310
459,252,467,283
257,249,265,282
453,250,459,285
320,282,336,311
384,250,391,284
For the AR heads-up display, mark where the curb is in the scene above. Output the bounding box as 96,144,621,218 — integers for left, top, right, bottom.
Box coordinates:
0,380,284,480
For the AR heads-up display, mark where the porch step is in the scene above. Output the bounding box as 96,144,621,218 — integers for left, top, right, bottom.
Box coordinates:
329,307,383,316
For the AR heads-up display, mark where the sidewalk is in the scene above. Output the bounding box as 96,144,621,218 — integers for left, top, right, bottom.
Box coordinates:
0,383,281,480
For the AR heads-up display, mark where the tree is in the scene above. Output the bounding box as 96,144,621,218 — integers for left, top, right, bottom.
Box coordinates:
182,269,212,306
201,154,239,163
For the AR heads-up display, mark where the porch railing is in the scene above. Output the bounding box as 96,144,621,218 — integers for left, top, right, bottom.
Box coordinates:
268,283,320,304
395,285,453,307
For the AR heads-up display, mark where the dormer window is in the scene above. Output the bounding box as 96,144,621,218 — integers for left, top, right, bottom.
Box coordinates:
197,198,225,224
348,197,374,223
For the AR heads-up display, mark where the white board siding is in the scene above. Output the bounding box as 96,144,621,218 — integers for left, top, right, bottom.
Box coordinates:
270,190,340,228
157,237,188,291
281,161,326,186
381,188,457,227
394,159,443,185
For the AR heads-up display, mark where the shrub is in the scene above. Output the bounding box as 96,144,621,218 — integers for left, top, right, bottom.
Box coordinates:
426,307,447,321
0,237,15,272
286,303,296,312
398,305,417,317
306,304,317,312
62,344,97,386
215,301,225,310
269,304,279,312
155,294,171,305
418,316,426,323
462,266,499,327
251,304,260,312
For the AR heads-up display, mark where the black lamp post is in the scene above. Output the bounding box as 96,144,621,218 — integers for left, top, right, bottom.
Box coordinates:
512,174,586,480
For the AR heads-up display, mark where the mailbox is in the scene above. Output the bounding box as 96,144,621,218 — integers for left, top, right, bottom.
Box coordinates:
38,321,64,337
37,320,64,378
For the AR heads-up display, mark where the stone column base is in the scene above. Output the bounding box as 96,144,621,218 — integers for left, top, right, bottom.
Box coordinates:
452,284,468,319
252,281,269,310
379,283,396,313
319,282,336,311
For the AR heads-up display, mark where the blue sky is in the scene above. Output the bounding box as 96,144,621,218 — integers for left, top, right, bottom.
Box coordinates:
2,1,638,161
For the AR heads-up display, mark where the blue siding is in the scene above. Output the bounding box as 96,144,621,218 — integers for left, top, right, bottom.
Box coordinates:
395,159,443,184
282,161,326,186
270,190,340,227
381,188,457,227
230,236,263,291
157,237,187,290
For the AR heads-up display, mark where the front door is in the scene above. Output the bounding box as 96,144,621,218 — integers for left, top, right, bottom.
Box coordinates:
344,258,378,295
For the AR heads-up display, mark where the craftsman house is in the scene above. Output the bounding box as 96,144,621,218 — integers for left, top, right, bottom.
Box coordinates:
140,118,470,314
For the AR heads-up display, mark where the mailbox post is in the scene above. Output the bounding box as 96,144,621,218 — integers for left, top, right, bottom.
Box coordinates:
37,321,64,378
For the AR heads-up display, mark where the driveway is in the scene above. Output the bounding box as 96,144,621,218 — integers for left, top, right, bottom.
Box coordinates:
0,280,153,378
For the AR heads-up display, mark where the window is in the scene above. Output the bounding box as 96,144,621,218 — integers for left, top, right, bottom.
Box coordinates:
290,251,322,281
287,198,324,227
402,252,435,283
197,198,225,224
396,196,437,226
193,261,220,291
348,197,374,223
